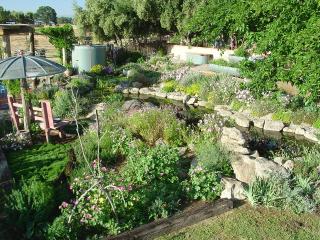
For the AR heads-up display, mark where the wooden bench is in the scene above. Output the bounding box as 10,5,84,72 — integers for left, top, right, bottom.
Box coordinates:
7,95,69,143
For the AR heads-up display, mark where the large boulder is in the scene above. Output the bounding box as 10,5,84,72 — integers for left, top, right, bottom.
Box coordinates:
231,112,251,128
127,69,148,84
231,155,288,184
220,177,247,200
263,120,285,132
122,99,143,112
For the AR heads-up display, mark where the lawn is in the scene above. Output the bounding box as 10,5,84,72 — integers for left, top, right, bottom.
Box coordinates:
5,143,70,182
158,204,320,240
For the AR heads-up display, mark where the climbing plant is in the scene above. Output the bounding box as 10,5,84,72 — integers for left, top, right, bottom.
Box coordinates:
38,24,77,63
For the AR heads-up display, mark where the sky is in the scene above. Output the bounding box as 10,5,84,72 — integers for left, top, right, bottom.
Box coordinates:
0,0,85,17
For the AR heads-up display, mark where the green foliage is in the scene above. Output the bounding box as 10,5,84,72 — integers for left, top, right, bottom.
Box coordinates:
3,79,20,96
185,167,222,201
3,179,55,239
90,64,104,75
272,110,293,124
162,80,177,93
245,174,317,214
35,6,57,24
234,46,249,57
53,89,89,118
210,59,239,68
195,141,233,177
294,147,320,182
6,144,70,182
127,109,187,146
231,99,246,111
38,24,77,62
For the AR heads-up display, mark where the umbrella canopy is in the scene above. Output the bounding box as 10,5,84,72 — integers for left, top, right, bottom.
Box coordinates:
0,55,66,80
0,54,66,134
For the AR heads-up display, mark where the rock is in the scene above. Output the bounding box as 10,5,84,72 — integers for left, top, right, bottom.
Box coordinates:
114,84,126,93
304,130,319,143
232,113,251,128
220,177,247,200
283,124,297,134
155,91,167,98
155,138,166,146
224,145,251,155
122,88,129,94
197,100,207,107
283,160,294,171
139,87,154,95
86,103,108,119
231,155,288,184
132,82,143,88
178,147,188,156
221,127,246,144
216,109,233,118
214,105,233,118
261,113,273,120
263,120,285,132
183,95,191,104
187,97,197,105
273,157,285,165
251,150,260,158
129,87,140,94
295,126,306,135
167,92,186,101
252,118,265,129
122,99,143,112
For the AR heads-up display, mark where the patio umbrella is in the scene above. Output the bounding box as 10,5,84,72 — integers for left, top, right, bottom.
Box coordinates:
0,54,66,132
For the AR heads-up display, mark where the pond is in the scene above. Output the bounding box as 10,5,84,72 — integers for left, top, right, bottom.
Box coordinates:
125,93,315,159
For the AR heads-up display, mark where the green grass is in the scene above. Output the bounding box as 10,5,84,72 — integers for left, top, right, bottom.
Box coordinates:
157,204,320,240
6,144,70,182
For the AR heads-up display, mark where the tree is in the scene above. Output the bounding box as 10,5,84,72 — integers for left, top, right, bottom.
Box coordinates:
57,17,73,24
39,24,77,64
0,6,11,23
35,6,57,24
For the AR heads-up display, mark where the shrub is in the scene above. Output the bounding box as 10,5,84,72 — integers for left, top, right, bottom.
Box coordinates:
210,59,239,68
230,99,246,111
53,90,89,118
272,110,292,124
250,98,280,117
195,141,233,177
294,147,320,182
3,179,55,239
234,46,249,57
245,174,317,214
184,167,222,200
90,64,104,75
127,109,187,146
162,80,177,93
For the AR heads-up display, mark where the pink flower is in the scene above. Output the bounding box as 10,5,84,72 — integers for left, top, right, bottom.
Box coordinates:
127,185,133,191
118,186,125,191
59,201,69,209
101,167,107,172
84,213,92,219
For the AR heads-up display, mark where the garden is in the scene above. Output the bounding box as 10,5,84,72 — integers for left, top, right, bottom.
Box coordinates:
1,0,320,239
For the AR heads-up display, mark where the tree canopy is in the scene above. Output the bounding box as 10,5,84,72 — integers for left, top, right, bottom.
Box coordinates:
35,6,57,24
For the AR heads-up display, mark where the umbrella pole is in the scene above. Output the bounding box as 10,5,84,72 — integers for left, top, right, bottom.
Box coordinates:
20,78,31,132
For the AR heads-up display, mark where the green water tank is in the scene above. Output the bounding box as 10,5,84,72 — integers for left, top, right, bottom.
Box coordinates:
72,45,106,73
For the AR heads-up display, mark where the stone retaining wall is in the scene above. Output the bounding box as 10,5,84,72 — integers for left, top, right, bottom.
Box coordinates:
117,86,320,144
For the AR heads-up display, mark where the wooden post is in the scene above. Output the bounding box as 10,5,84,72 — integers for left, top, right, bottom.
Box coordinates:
62,48,67,66
28,31,35,56
41,101,50,143
2,34,11,58
7,95,19,132
20,78,31,132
